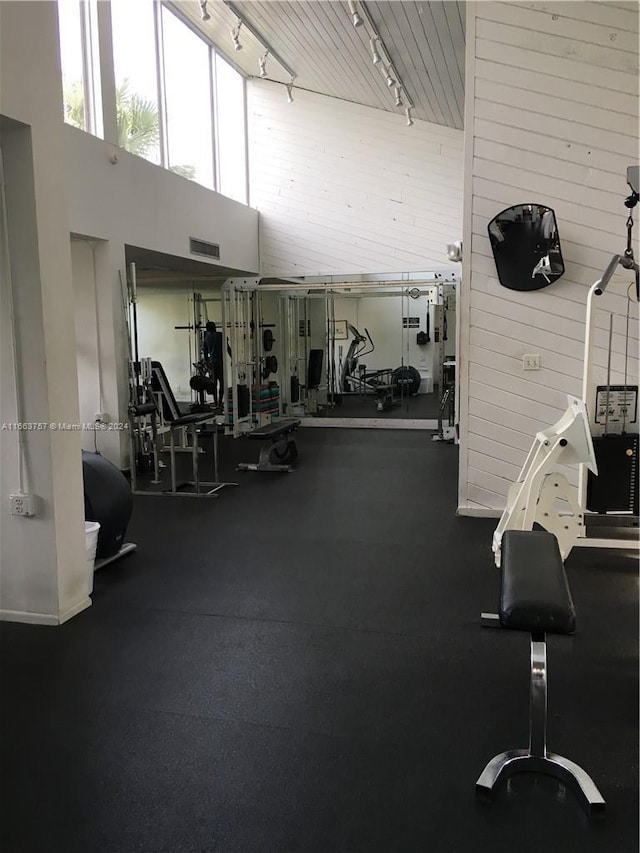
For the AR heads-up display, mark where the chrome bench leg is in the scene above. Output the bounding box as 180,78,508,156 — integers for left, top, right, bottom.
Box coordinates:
476,632,605,816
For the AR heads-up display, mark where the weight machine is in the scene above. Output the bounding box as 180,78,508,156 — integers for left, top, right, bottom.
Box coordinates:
493,167,639,564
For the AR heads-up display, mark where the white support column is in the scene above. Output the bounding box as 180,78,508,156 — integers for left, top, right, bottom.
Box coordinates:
0,2,89,624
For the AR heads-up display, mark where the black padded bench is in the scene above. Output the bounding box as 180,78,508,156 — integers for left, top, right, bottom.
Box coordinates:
477,529,605,816
237,418,301,472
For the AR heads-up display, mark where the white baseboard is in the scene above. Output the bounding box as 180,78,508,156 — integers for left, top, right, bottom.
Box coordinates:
59,596,92,624
300,417,438,430
457,505,502,518
0,596,91,626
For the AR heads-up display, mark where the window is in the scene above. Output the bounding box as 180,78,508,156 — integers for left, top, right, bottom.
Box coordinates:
161,7,214,189
111,0,161,164
215,55,248,204
58,0,87,130
58,1,248,202
57,0,103,136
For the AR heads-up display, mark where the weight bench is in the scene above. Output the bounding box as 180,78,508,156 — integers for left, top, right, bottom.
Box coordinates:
135,361,224,496
237,418,301,473
478,529,605,816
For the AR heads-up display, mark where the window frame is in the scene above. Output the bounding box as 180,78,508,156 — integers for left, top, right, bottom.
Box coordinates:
80,0,103,138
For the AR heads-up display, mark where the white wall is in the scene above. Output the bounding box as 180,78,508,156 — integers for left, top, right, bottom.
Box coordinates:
71,237,123,460
0,2,88,624
66,127,259,276
458,1,639,513
248,81,464,277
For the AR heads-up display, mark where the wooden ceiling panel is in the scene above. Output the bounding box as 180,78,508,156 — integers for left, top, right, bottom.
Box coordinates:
170,0,466,129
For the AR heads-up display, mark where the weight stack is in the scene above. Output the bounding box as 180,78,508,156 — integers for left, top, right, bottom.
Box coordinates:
226,384,280,425
587,434,639,515
252,384,279,417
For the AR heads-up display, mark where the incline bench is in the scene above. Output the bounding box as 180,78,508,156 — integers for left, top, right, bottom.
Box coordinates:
237,418,301,473
478,529,605,816
140,361,221,496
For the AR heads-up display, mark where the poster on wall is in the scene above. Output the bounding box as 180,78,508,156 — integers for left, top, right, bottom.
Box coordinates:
330,320,348,340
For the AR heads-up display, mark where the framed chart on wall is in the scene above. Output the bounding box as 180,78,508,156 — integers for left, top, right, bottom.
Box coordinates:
330,320,348,340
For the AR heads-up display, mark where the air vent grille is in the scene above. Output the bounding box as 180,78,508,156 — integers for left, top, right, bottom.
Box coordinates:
189,237,220,259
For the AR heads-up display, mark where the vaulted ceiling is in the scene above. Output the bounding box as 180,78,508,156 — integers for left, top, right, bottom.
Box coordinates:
168,1,466,129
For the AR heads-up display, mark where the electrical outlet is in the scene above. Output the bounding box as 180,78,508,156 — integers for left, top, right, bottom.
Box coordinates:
95,412,110,424
10,492,36,517
523,354,541,371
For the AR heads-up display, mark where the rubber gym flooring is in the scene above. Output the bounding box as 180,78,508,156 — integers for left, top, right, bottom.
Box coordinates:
0,428,638,853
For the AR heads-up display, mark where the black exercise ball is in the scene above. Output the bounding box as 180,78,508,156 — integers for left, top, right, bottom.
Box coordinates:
82,451,133,560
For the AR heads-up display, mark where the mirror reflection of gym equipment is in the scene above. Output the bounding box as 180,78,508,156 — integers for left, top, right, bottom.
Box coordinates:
128,267,461,494
251,273,459,430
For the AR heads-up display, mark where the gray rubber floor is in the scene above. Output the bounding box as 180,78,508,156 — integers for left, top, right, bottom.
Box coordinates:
1,428,637,852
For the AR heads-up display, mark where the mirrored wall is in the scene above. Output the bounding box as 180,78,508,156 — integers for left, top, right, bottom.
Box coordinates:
272,280,457,426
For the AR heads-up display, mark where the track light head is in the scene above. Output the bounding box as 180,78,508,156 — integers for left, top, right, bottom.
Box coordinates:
259,51,269,78
405,106,414,127
385,67,396,87
369,37,382,64
286,81,294,103
348,0,363,27
394,86,403,108
231,21,243,51
446,241,463,262
199,0,210,21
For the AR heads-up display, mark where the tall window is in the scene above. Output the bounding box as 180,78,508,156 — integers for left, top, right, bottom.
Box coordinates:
215,56,248,204
162,7,214,189
58,0,102,136
58,0,87,131
111,0,161,164
58,1,248,203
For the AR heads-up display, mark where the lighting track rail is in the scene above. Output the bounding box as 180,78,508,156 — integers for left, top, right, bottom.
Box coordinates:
223,0,296,83
351,0,415,121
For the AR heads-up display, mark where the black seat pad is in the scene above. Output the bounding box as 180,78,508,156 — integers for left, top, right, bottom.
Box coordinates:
500,530,576,635
247,418,301,440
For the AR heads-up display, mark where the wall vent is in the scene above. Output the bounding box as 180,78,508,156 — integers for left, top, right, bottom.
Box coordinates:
189,237,220,259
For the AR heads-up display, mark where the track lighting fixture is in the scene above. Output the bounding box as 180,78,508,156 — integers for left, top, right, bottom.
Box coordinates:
348,0,363,28
286,80,294,103
341,0,416,122
231,20,243,51
223,1,297,84
199,0,210,22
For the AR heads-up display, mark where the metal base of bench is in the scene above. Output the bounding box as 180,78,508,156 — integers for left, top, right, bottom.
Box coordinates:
237,419,300,473
237,437,298,473
476,633,605,816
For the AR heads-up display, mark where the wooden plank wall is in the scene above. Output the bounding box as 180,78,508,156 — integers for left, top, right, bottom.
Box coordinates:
459,0,639,513
247,80,464,277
